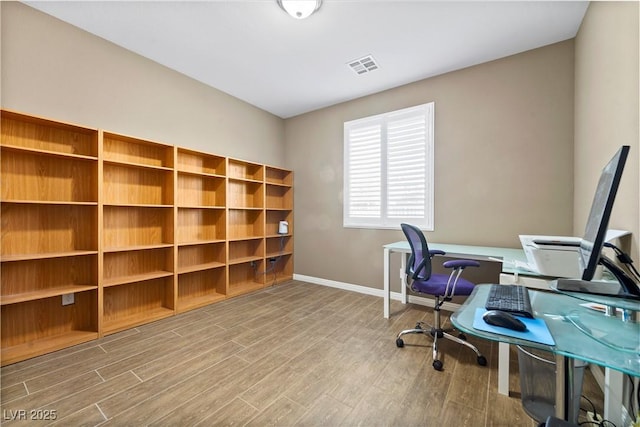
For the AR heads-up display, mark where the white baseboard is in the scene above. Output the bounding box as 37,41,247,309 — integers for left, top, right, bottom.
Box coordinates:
292,274,461,312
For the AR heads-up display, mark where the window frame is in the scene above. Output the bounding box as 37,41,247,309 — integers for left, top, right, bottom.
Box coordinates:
343,102,434,230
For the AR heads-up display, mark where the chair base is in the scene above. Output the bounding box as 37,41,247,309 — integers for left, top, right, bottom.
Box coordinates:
396,321,487,371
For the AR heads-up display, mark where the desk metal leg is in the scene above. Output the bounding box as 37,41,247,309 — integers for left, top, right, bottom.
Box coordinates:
555,355,584,424
400,252,408,304
498,342,510,395
384,247,391,319
604,368,624,427
555,354,567,420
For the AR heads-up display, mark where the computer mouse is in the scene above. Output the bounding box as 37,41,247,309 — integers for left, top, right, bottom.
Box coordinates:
482,310,527,332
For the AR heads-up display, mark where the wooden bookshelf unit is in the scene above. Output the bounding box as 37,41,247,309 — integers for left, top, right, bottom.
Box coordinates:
176,148,228,312
0,111,100,366
0,110,294,365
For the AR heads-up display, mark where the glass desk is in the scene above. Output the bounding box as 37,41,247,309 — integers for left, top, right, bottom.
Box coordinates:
451,284,640,422
382,241,528,318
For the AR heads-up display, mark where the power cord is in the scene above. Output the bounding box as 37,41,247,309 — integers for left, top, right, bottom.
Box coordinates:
603,242,640,282
579,395,617,427
254,235,287,286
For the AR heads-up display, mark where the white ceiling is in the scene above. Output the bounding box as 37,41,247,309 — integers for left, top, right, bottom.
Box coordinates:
25,1,589,119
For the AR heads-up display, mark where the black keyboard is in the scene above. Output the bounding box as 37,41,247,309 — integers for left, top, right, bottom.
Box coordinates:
485,284,534,318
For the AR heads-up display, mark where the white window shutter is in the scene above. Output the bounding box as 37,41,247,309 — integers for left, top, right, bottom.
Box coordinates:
344,102,434,230
344,121,382,224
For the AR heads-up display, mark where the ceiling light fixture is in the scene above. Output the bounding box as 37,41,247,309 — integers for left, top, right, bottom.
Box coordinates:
277,0,322,19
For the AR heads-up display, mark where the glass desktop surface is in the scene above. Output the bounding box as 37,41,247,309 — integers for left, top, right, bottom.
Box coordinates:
549,280,640,312
451,285,640,377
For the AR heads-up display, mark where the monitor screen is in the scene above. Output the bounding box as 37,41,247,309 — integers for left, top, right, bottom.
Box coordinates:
579,145,629,281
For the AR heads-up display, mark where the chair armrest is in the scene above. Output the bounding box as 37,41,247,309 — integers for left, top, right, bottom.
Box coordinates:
429,249,446,257
442,259,480,269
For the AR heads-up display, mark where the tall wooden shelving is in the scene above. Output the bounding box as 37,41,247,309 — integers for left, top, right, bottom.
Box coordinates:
101,131,176,334
265,166,294,284
175,148,227,312
0,111,100,365
0,110,294,365
227,159,266,297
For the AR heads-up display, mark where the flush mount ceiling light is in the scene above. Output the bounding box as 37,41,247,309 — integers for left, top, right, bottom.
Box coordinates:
277,0,322,19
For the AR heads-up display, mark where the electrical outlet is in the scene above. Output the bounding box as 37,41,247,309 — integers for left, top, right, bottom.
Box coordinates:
62,293,75,306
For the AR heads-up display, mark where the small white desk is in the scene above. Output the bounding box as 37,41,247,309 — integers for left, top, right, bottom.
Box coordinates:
383,241,543,396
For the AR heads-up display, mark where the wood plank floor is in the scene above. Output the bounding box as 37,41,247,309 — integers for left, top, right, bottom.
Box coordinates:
1,281,603,426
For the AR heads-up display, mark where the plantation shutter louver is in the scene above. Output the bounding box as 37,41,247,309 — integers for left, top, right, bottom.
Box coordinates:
344,102,434,230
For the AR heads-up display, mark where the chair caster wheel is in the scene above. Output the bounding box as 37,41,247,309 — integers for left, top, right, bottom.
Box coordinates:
432,360,443,371
458,333,467,341
396,338,404,348
477,355,487,366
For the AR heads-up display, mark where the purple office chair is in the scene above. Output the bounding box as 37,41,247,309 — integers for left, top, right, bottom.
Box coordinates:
396,223,487,371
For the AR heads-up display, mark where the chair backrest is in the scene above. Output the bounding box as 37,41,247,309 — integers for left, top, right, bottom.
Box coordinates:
400,223,432,281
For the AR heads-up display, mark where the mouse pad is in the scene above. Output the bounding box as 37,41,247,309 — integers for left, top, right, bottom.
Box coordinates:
472,308,555,346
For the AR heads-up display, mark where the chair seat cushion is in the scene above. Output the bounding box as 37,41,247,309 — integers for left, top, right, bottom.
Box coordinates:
411,274,475,296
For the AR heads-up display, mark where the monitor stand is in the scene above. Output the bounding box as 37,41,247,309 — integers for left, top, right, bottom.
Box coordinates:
555,255,640,300
554,278,623,296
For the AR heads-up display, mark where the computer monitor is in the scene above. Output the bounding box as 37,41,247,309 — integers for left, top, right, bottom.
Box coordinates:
559,145,640,299
579,145,629,280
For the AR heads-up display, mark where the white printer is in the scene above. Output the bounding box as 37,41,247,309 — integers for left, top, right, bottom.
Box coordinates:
518,235,582,278
518,230,629,278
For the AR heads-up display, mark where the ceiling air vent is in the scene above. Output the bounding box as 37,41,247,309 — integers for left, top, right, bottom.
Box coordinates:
348,55,379,75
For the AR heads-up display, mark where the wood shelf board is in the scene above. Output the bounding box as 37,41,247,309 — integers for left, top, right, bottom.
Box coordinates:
1,330,99,366
0,143,98,161
227,236,264,242
176,148,225,176
103,158,173,171
1,199,98,206
1,285,97,306
1,109,97,132
228,206,263,211
228,255,263,265
177,240,225,247
103,203,174,209
177,262,225,274
265,207,292,211
176,169,225,179
177,204,225,210
102,271,174,288
227,177,263,184
265,234,292,239
102,132,174,169
102,244,174,253
103,308,174,336
228,234,264,241
177,238,225,246
265,181,293,188
1,250,98,262
176,293,226,313
265,251,293,259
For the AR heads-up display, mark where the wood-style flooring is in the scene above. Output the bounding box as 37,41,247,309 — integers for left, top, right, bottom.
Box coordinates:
1,281,603,426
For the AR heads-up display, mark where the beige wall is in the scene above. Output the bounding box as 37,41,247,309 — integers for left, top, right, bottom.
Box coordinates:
574,1,640,263
5,1,636,293
1,2,285,166
285,41,575,290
